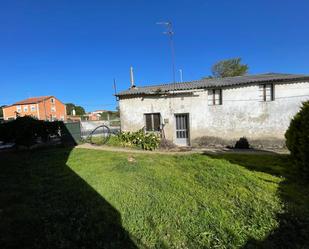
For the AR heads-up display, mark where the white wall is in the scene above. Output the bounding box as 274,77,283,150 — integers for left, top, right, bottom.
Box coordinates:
119,81,309,147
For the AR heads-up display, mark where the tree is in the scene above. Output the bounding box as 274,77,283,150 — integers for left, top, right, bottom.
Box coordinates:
211,58,248,78
285,101,309,177
0,105,6,118
65,103,85,116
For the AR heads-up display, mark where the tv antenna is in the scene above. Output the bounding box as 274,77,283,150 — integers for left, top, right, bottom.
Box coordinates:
156,21,176,83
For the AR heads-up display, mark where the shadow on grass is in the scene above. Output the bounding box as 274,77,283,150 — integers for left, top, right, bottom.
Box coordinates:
204,152,309,249
0,147,137,249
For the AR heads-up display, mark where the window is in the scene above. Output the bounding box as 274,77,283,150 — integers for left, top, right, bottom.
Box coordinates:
208,89,222,105
50,98,55,103
30,105,36,111
16,106,21,112
51,106,56,112
23,105,28,112
259,84,274,101
145,113,161,131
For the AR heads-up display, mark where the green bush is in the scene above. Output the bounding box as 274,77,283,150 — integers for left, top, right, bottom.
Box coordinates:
285,101,309,176
0,116,63,147
235,137,250,149
117,130,160,150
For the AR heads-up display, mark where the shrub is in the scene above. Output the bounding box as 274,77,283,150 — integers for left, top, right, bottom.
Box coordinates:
235,137,250,149
0,116,63,147
117,130,160,150
285,101,309,176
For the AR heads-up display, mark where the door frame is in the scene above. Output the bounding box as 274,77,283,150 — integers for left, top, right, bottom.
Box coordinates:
174,113,190,146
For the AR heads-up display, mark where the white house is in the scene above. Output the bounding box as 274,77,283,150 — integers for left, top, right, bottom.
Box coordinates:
116,73,309,148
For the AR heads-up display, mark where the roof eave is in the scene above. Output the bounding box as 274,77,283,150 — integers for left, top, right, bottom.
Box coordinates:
116,76,309,97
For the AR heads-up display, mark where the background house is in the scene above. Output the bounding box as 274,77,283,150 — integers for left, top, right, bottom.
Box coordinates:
85,110,120,121
117,73,309,148
2,96,67,121
86,110,108,121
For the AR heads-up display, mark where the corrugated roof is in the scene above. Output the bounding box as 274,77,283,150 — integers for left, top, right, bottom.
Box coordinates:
12,96,53,105
116,73,309,97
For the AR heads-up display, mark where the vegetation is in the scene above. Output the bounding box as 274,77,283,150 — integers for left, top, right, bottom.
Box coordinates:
285,101,309,177
211,57,248,78
100,111,120,121
116,130,160,150
1,148,308,248
0,116,64,147
89,134,122,147
0,105,5,118
235,137,250,149
90,131,160,151
66,103,86,116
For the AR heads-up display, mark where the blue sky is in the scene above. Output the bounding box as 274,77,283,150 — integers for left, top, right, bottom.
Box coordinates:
1,0,309,111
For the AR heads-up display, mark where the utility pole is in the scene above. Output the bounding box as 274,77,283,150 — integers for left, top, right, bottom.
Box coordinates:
113,78,117,96
157,21,176,83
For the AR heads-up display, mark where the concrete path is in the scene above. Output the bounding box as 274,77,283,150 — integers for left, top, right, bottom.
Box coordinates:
76,143,289,155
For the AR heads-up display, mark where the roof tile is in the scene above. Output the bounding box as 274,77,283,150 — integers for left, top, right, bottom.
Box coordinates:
12,96,53,105
116,73,309,96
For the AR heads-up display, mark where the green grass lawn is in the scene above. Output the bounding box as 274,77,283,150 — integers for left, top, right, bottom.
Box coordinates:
90,135,140,148
0,148,308,249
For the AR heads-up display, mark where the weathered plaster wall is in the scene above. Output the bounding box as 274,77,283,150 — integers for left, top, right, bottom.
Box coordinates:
119,81,309,147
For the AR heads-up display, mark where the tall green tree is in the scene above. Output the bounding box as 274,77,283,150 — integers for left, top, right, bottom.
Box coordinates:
65,103,85,116
211,58,248,78
0,106,6,118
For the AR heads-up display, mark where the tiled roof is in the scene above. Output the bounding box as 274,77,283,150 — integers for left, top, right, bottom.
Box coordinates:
12,96,53,105
116,73,309,97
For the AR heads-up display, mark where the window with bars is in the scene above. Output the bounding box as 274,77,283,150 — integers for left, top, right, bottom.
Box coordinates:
208,89,222,105
259,84,274,101
145,113,161,131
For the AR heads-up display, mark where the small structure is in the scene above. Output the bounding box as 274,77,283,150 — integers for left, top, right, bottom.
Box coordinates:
2,96,67,121
85,110,119,121
116,73,309,148
86,110,108,121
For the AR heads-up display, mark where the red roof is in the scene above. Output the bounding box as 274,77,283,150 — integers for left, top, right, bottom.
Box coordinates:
12,96,53,105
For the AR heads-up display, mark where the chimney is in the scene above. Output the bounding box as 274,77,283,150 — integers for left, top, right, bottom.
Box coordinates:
130,66,136,88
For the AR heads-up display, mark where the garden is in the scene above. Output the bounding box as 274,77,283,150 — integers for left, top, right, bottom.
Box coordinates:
1,148,309,248
0,102,308,248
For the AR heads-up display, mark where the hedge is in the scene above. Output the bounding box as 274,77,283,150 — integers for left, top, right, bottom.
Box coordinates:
0,116,64,147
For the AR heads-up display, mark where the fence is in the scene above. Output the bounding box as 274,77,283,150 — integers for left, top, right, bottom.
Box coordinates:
80,120,120,138
63,122,82,144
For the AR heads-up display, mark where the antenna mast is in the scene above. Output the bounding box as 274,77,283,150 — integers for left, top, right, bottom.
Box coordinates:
157,21,176,83
179,69,183,82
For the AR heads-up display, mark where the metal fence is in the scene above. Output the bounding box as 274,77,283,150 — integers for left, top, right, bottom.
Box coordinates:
80,120,120,138
64,122,82,144
63,120,120,144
